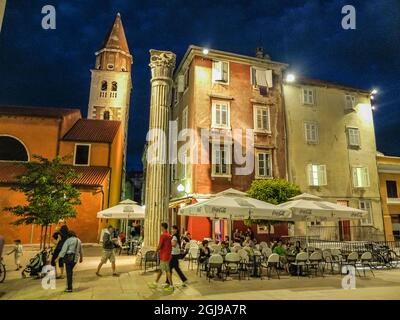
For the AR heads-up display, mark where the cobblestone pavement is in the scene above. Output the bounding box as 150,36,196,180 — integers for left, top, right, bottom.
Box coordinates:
1,245,400,300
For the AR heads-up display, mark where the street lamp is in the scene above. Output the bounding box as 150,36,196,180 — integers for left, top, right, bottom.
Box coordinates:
202,48,209,55
177,184,185,193
371,89,378,95
286,73,296,83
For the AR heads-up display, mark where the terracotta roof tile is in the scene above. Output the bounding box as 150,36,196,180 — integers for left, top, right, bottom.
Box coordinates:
0,105,81,118
63,119,121,143
0,162,109,187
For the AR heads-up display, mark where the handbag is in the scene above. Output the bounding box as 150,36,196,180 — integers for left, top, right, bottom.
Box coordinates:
64,238,79,264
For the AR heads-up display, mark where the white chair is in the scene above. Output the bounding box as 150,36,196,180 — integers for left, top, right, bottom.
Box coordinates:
259,241,268,249
343,251,360,276
262,253,280,279
308,252,323,277
224,252,241,280
291,252,309,278
188,247,199,270
322,250,334,274
190,240,199,248
262,247,272,260
238,249,249,262
207,254,224,281
360,252,375,277
233,242,241,247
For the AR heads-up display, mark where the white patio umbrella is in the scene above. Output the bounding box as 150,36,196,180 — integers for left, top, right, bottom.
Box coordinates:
178,188,291,239
276,193,367,251
97,199,145,236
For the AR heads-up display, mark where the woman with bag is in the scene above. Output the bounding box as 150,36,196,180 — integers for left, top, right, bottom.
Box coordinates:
56,230,83,293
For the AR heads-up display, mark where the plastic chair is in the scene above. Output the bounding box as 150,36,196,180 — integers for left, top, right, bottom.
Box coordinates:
308,252,323,277
224,252,241,280
343,251,360,277
261,253,280,279
360,252,375,277
207,254,224,282
291,252,309,278
188,247,199,270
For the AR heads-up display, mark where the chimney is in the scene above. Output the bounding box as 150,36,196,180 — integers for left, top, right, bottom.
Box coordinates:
255,47,271,60
255,47,264,58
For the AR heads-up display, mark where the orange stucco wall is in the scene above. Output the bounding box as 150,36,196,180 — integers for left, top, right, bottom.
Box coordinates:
0,116,60,159
0,185,106,244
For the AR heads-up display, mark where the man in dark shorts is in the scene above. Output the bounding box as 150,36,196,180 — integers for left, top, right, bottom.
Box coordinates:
148,222,173,292
51,224,69,279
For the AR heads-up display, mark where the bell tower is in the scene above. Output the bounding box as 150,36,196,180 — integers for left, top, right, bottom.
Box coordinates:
88,13,132,199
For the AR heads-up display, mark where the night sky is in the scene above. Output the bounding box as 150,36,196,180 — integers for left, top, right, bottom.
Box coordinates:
1,0,399,171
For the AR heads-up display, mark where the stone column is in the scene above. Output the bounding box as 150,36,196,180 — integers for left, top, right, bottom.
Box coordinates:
144,50,176,248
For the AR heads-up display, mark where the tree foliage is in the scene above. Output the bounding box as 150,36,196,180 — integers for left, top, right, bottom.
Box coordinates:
3,155,81,246
247,179,301,231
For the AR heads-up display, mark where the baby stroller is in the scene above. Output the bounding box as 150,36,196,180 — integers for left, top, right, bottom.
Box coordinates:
21,248,52,278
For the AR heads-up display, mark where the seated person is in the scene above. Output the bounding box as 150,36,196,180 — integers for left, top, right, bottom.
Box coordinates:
220,241,231,255
242,236,255,248
289,241,302,255
273,240,286,256
181,231,191,247
199,240,211,264
233,229,241,243
118,232,126,244
224,235,231,247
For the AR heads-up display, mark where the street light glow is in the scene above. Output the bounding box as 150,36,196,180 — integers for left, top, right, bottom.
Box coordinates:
177,184,185,192
371,89,378,95
286,73,296,83
371,105,376,111
202,48,209,55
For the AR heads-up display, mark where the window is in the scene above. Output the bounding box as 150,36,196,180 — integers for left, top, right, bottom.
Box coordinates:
0,135,28,161
184,69,190,91
101,81,107,91
112,81,118,91
250,67,273,88
347,127,361,147
107,64,114,70
253,105,270,132
256,152,272,178
103,111,110,120
304,122,319,144
212,61,229,84
74,144,91,166
212,144,231,177
307,164,327,186
212,101,230,129
345,94,356,111
386,180,398,198
302,88,315,105
359,200,373,226
182,106,188,129
352,167,370,188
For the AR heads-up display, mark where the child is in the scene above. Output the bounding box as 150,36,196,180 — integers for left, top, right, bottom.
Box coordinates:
8,240,23,270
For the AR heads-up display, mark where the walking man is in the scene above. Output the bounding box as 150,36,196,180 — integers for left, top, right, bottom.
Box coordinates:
96,225,119,277
166,225,188,287
148,222,173,292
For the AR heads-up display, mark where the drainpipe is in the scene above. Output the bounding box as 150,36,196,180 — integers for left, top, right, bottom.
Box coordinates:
281,80,290,181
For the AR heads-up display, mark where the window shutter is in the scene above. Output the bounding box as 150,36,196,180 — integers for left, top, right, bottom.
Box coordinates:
353,168,360,188
266,70,273,88
362,168,370,187
212,61,222,82
222,62,228,82
251,67,256,86
307,164,314,186
319,165,327,185
177,75,185,92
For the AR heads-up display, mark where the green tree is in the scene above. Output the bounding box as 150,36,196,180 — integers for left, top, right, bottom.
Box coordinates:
246,179,301,238
3,155,81,249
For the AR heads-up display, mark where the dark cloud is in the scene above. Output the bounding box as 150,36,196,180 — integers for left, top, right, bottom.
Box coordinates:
0,0,399,169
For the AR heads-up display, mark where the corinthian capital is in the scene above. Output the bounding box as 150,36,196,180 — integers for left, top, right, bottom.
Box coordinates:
149,49,176,70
